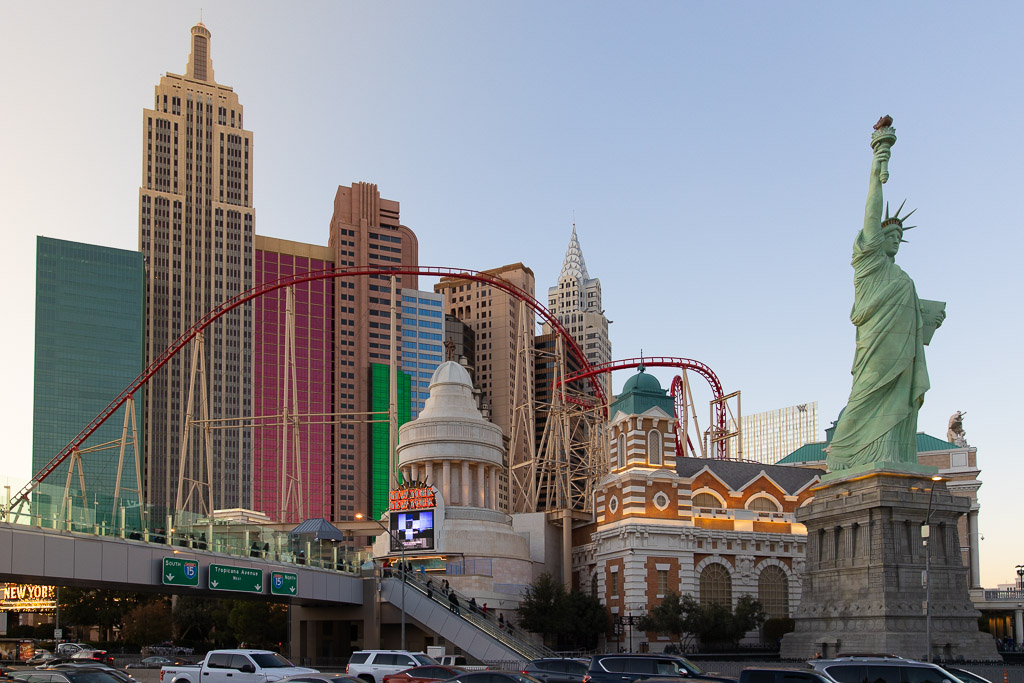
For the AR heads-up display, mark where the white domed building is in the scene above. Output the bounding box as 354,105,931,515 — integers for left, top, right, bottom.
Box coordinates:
371,361,534,602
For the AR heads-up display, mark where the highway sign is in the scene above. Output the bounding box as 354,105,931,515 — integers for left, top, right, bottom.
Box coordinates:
162,557,200,587
270,571,298,596
209,564,263,593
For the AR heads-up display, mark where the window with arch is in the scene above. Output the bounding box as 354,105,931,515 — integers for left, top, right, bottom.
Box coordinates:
648,430,663,466
617,433,626,469
693,492,724,510
699,563,732,607
757,565,789,619
747,496,780,513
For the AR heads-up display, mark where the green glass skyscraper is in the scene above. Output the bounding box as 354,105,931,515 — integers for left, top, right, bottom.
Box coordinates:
32,237,146,525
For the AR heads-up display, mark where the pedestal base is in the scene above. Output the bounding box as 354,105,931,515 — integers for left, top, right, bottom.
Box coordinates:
780,470,998,662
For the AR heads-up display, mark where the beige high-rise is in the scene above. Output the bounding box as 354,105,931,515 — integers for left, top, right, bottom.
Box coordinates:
436,263,535,511
138,23,255,515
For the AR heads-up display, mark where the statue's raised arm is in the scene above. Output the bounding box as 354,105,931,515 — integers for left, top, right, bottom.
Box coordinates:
826,116,935,475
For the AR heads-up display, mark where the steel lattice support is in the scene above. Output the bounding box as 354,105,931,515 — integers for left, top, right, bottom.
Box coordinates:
7,266,603,519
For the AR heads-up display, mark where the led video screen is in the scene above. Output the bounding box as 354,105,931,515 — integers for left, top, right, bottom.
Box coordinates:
389,510,435,551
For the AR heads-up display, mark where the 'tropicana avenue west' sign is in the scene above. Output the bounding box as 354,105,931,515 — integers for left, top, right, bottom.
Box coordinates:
209,564,263,593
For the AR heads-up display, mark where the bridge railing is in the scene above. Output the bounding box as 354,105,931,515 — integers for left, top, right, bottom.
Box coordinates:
1,481,373,574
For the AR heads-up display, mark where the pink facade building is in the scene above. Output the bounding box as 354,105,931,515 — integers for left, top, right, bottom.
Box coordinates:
253,236,335,523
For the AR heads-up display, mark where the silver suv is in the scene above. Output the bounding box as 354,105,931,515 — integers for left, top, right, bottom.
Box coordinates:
346,651,438,683
809,656,964,683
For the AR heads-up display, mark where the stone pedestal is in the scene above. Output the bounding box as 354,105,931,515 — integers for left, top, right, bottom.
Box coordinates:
780,469,998,661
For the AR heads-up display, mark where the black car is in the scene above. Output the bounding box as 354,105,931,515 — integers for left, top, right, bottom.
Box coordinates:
524,660,588,683
12,666,129,683
583,655,735,683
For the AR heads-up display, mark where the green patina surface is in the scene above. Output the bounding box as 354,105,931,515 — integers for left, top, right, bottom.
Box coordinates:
778,432,962,465
610,366,674,417
826,119,946,475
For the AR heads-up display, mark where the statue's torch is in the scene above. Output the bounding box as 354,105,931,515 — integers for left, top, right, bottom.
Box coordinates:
871,115,896,184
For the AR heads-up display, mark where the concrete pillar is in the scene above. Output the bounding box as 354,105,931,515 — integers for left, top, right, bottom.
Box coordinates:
477,465,486,507
442,460,451,505
490,467,499,511
968,509,981,589
1016,609,1024,647
461,461,470,506
410,464,418,482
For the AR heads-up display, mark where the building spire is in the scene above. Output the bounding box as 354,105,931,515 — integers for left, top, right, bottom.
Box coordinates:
186,22,215,83
559,223,590,282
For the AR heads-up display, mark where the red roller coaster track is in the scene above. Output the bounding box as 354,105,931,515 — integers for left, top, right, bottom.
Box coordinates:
558,356,729,459
7,266,606,514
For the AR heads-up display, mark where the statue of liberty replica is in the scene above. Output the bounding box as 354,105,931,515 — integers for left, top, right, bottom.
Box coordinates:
780,118,997,662
826,115,946,474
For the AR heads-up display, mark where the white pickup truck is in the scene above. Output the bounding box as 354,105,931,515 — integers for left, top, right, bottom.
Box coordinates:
160,649,318,683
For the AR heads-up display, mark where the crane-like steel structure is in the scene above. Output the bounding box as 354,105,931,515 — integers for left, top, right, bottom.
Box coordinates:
5,266,605,524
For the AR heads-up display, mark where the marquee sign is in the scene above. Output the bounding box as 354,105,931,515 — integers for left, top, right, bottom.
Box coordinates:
389,484,436,511
0,583,57,612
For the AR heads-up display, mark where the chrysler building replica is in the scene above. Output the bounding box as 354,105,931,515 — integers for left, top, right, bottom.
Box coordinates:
545,225,612,400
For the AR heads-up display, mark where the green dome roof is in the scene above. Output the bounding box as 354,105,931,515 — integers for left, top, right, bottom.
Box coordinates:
621,368,663,394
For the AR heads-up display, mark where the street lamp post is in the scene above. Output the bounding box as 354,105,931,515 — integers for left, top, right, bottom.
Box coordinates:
923,475,943,664
357,513,406,650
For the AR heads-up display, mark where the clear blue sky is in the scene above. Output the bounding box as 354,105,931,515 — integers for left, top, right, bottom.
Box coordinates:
1,1,1021,587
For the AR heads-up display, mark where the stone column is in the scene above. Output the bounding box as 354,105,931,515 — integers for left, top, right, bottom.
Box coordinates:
442,460,451,505
490,467,499,511
410,464,419,482
968,509,981,589
477,465,486,507
1016,609,1024,648
462,461,470,506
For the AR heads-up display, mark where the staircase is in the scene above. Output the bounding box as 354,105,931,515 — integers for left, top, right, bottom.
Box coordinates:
378,571,554,663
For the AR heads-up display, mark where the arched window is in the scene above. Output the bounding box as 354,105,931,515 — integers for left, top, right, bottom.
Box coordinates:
693,492,724,510
617,433,626,469
699,563,732,607
747,496,780,513
648,430,663,466
758,565,790,619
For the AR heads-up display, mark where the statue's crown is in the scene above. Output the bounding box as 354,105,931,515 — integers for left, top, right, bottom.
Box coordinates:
882,199,916,238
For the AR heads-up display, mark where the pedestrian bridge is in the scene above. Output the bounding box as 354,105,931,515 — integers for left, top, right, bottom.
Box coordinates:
0,520,550,663
0,520,363,604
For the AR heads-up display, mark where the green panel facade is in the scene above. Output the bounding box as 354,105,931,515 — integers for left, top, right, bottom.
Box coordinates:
32,237,146,526
369,363,412,519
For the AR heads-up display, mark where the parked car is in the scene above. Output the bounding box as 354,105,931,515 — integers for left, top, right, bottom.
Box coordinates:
13,666,128,683
383,666,469,683
809,656,965,683
128,657,191,670
40,664,135,683
523,659,588,683
26,652,61,667
737,669,837,683
941,668,992,683
445,674,541,683
70,652,114,667
347,651,439,683
583,654,735,683
160,650,317,683
277,675,364,683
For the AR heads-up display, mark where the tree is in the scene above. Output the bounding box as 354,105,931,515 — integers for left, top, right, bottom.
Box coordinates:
172,595,217,646
58,587,159,642
640,592,767,650
226,601,287,649
517,573,608,650
637,591,697,650
123,600,173,645
516,573,566,640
